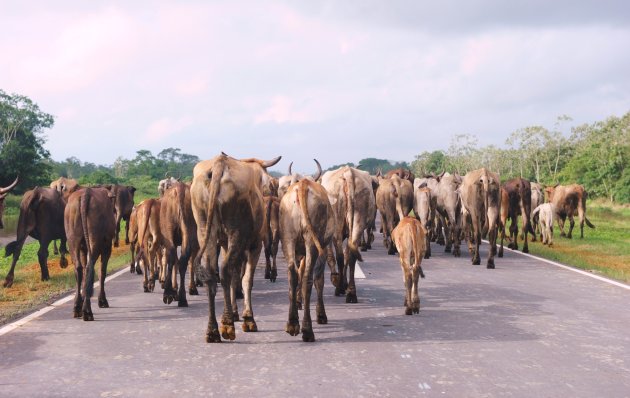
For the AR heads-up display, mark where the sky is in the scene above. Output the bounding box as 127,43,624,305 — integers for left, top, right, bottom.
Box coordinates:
1,0,629,173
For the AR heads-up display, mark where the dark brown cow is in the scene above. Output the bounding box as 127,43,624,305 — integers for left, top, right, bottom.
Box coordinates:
498,178,535,257
107,185,136,247
191,153,281,343
385,167,416,183
64,187,116,321
544,184,595,239
460,168,501,268
279,179,335,342
134,199,162,292
0,177,19,229
263,195,280,282
3,187,68,287
160,181,200,307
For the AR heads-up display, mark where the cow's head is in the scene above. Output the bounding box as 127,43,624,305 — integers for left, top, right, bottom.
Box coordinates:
0,177,18,229
544,184,558,202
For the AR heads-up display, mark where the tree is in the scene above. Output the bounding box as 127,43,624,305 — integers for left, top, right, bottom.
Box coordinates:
0,90,54,191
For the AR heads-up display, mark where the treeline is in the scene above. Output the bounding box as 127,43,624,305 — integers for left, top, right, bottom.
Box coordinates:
2,89,628,202
411,113,630,202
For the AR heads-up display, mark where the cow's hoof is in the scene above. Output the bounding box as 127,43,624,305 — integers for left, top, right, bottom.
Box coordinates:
236,289,244,300
297,301,303,310
83,312,94,321
73,309,82,318
242,317,258,332
189,286,199,296
360,246,367,252
98,298,109,308
129,265,135,274
59,257,68,268
334,286,344,297
143,285,149,293
453,248,461,257
413,306,420,314
270,269,277,282
522,247,529,254
472,258,481,266
220,323,236,341
206,329,222,343
163,289,177,305
114,241,119,248
285,321,300,336
125,239,130,245
178,298,188,308
302,329,315,342
135,265,143,274
387,247,397,255
346,292,358,304
366,243,372,250
149,282,156,292
487,260,495,269
317,314,328,325
405,307,413,315
41,273,50,282
196,279,203,287
3,278,13,288
264,268,271,279
445,246,452,253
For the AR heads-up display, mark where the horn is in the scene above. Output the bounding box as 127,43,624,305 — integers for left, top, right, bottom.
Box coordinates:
288,161,293,176
165,171,170,178
312,159,322,181
438,170,446,179
261,155,282,169
376,168,382,178
221,151,229,157
0,176,19,194
176,171,182,181
356,164,362,170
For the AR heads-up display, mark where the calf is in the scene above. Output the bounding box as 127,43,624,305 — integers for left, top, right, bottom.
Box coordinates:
64,187,116,321
391,217,426,315
530,182,544,240
135,199,162,292
532,203,555,246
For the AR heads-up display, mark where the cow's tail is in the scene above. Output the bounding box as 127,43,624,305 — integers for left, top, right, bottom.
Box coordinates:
196,159,225,277
80,188,94,298
264,196,273,250
6,188,41,258
531,205,542,219
343,169,363,262
411,222,426,279
135,200,153,266
297,181,326,257
392,178,405,221
582,190,595,229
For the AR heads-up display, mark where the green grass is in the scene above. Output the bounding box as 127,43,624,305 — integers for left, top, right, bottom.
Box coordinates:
523,201,630,282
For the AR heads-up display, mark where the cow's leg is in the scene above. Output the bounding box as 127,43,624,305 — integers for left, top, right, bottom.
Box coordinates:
509,217,519,250
59,238,68,268
443,217,452,253
241,242,262,333
314,254,327,325
161,240,178,305
300,245,317,342
521,209,530,254
400,250,413,315
53,240,59,255
578,204,586,239
424,231,431,259
346,253,358,303
175,241,192,307
71,246,83,318
3,240,26,288
37,240,51,281
285,240,300,337
270,231,279,282
230,262,240,321
498,219,505,257
558,215,567,237
411,257,422,314
435,216,445,245
98,244,112,308
296,257,305,310
124,217,130,245
331,237,346,296
567,213,575,239
470,211,481,265
142,253,151,293
188,244,200,296
264,231,272,280
486,208,500,269
82,256,95,321
114,214,122,247
450,209,461,257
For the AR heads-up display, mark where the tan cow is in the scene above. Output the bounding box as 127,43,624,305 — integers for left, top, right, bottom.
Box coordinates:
279,179,336,342
412,184,433,259
64,187,116,321
160,181,200,307
50,177,80,201
459,168,501,268
321,166,376,303
530,182,544,240
544,184,594,239
127,206,141,274
376,174,412,255
391,217,426,315
434,172,463,256
532,203,555,246
191,153,281,343
277,159,322,198
134,199,162,293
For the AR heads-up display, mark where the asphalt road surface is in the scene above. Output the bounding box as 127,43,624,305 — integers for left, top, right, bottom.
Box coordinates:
1,233,630,397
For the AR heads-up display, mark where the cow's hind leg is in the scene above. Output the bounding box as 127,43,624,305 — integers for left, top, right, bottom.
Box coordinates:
301,246,317,342
314,255,327,324
285,240,300,337
241,243,262,333
98,245,112,308
37,240,51,281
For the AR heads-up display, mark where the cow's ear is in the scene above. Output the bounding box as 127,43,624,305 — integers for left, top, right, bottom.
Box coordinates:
128,186,137,193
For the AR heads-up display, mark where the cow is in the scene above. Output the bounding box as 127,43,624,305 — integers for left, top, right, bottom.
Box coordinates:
414,176,439,244
321,165,376,303
376,174,412,255
279,179,335,342
459,168,501,268
191,153,281,343
412,184,433,259
532,203,555,246
277,159,322,198
530,182,544,240
127,206,142,274
134,199,162,292
544,184,595,239
3,187,68,287
391,217,426,315
434,172,463,256
64,187,116,321
158,176,179,198
385,167,415,183
263,195,280,282
49,177,80,255
160,180,200,307
498,178,535,257
0,177,19,229
359,175,379,252
106,185,136,247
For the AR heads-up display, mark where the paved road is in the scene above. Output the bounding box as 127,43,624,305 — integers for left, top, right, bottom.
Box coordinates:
1,232,630,397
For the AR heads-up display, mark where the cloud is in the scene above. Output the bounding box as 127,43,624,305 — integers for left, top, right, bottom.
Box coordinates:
254,96,314,125
144,117,194,143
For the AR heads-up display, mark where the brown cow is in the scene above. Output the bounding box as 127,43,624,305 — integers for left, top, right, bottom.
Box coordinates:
279,179,335,341
134,199,162,292
544,184,595,239
376,174,412,255
0,177,19,229
498,178,535,257
321,166,376,303
4,187,69,287
191,153,281,343
106,185,136,247
160,181,200,307
460,168,501,268
263,195,280,282
391,217,426,315
385,167,415,183
64,187,116,321
127,206,141,274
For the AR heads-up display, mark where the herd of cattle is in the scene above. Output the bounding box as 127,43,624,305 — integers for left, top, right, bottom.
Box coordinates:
0,153,595,342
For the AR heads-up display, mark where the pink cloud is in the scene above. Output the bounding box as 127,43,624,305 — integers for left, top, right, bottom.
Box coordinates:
254,96,312,125
144,116,194,143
